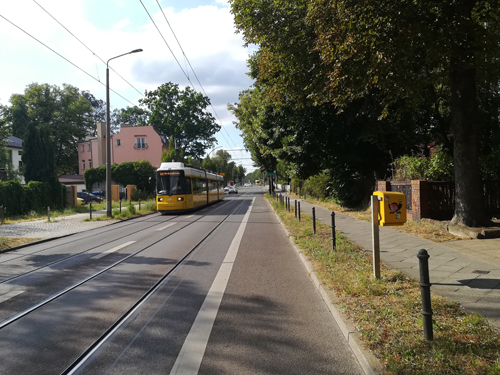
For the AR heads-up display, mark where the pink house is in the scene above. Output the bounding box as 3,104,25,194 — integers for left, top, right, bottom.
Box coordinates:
77,122,168,175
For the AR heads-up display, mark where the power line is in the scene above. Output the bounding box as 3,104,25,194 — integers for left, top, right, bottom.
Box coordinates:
148,1,244,155
0,13,138,107
154,0,244,156
32,0,144,99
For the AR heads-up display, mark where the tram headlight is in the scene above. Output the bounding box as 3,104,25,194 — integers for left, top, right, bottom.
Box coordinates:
158,197,163,202
177,197,184,201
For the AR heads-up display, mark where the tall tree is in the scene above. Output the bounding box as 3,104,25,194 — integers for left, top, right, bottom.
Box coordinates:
140,82,220,160
113,106,150,127
230,0,500,226
22,124,56,183
6,83,94,175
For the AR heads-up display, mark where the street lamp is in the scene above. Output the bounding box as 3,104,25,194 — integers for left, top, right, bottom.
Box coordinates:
106,48,143,217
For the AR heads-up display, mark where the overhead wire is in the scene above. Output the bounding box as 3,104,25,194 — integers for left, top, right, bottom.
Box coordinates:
151,0,246,158
32,0,144,99
0,14,139,107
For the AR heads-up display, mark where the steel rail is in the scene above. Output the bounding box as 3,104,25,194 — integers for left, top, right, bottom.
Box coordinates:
61,198,249,375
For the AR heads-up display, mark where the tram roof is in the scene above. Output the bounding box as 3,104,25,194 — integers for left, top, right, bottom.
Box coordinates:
157,162,222,180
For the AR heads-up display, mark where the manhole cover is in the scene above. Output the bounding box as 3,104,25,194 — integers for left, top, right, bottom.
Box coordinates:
472,270,490,274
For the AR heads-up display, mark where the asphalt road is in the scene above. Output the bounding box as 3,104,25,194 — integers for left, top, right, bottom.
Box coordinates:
0,188,364,375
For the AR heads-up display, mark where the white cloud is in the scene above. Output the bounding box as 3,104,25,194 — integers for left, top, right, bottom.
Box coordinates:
0,0,256,170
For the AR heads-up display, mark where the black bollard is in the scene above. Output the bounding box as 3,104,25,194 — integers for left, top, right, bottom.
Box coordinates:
90,202,92,220
331,211,336,251
288,197,290,212
298,201,301,222
418,249,433,341
312,207,316,235
295,200,297,218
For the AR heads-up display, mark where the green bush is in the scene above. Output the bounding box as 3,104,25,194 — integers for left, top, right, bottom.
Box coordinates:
127,201,136,215
303,171,331,200
131,189,153,202
0,181,27,216
0,180,66,217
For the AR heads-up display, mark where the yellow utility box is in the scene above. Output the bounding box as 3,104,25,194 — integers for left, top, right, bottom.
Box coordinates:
373,191,407,226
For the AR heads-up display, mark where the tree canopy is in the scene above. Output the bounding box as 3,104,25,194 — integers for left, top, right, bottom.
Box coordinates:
5,83,94,175
140,82,220,160
229,0,500,226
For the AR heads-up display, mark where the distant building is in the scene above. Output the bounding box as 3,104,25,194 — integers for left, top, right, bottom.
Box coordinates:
1,136,25,184
77,123,169,176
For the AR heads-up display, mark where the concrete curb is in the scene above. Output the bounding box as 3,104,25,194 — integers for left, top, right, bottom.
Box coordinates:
267,199,385,375
0,212,152,255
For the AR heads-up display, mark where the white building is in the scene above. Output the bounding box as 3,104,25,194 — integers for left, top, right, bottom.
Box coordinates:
3,136,25,184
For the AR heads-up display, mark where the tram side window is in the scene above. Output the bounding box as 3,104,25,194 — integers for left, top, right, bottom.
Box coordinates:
184,177,192,194
192,177,206,194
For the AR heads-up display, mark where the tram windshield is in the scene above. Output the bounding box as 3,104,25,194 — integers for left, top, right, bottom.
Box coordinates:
157,171,189,195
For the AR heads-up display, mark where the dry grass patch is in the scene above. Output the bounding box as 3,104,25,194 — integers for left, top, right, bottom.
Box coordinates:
269,195,500,375
0,237,41,251
289,195,462,243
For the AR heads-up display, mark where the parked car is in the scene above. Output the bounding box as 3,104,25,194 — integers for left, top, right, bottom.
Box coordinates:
92,190,105,197
77,192,104,204
224,185,238,194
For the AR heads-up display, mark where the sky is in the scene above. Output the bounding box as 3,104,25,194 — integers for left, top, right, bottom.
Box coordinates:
0,0,257,172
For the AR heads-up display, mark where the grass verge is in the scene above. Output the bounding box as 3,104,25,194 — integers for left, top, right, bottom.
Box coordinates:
267,194,500,375
0,237,42,251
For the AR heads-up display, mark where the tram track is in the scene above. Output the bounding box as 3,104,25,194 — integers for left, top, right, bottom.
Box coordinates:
62,198,251,375
0,200,234,284
0,198,250,375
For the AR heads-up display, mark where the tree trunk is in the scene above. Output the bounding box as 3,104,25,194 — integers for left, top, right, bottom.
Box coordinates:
449,63,488,227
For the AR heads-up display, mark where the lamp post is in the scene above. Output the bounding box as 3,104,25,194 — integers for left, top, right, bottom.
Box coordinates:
106,48,143,217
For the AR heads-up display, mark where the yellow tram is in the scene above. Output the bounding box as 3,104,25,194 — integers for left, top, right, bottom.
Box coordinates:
156,162,224,214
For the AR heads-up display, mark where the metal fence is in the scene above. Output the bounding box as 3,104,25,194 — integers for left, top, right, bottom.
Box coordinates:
384,180,500,220
388,181,412,211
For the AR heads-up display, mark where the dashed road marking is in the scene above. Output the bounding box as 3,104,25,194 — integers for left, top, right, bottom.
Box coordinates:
157,223,176,231
91,241,136,260
0,291,24,304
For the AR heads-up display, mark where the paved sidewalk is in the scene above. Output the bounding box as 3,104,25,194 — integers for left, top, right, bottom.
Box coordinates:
0,210,116,239
295,199,500,332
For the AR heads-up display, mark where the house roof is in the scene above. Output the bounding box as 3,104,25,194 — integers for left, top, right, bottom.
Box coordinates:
7,136,22,148
59,174,85,184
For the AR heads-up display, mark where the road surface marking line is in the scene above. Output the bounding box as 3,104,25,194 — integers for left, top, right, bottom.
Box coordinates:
185,215,194,219
0,290,24,304
91,241,136,259
157,223,177,231
170,197,255,375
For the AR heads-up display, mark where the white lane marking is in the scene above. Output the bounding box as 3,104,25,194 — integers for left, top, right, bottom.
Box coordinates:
185,215,194,219
157,223,177,231
170,197,255,375
0,290,24,304
91,241,136,260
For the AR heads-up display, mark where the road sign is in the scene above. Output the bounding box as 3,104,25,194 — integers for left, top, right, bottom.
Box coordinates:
267,172,276,176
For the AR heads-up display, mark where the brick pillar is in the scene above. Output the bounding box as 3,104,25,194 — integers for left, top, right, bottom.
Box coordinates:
377,181,391,192
411,180,429,221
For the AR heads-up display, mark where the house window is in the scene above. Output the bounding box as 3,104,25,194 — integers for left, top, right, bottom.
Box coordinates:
88,143,92,151
136,137,146,149
89,159,92,168
81,145,85,152
18,151,22,156
18,160,22,168
116,139,121,147
82,159,85,170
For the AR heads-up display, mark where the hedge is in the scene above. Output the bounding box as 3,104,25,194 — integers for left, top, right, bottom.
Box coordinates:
0,180,65,217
